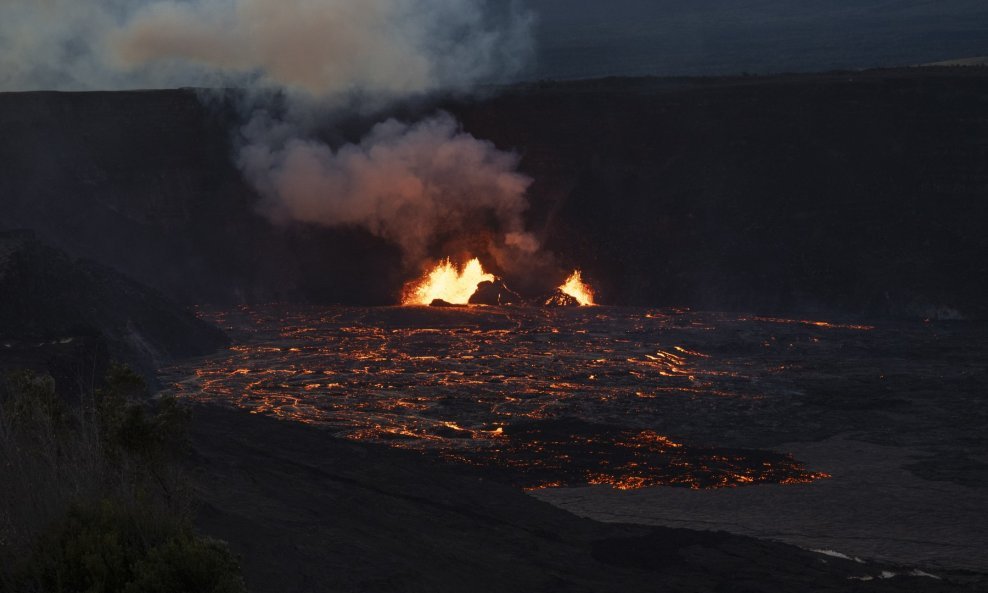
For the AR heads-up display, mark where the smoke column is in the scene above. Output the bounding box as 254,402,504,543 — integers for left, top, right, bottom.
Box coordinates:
0,0,538,266
0,0,532,96
240,112,534,263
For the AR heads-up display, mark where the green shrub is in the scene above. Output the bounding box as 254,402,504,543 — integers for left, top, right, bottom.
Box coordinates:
127,536,246,593
17,500,245,593
19,501,144,593
2,369,69,437
96,364,190,465
1,366,245,593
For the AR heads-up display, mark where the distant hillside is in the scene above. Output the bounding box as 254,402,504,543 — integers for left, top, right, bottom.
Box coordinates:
530,0,988,78
0,89,403,306
0,68,986,318
924,57,988,67
450,68,988,318
0,230,228,386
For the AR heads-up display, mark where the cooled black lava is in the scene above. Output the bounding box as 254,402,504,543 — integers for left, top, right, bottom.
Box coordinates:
161,305,984,490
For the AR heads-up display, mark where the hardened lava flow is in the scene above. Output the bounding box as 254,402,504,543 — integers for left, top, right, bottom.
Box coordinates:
156,305,872,490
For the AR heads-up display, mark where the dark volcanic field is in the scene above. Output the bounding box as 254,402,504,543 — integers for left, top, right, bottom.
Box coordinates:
1,68,987,318
165,305,988,575
2,70,988,592
188,405,986,593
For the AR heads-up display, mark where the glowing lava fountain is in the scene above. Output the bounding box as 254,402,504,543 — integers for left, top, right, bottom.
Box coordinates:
559,270,595,306
402,258,494,305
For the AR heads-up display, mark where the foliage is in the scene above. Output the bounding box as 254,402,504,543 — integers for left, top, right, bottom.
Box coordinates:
2,369,69,439
127,535,246,593
18,501,245,593
95,364,190,466
0,365,245,593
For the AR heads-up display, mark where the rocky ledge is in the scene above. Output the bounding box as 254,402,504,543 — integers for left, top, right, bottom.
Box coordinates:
0,230,227,388
188,405,987,593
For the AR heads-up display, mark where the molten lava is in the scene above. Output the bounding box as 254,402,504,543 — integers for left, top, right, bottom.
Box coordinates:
162,305,850,491
402,258,494,306
559,270,595,306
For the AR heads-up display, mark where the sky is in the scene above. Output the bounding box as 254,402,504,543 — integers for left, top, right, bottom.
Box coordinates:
2,0,987,95
530,0,988,79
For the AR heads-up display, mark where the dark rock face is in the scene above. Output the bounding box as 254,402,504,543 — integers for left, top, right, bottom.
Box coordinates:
0,90,403,306
542,289,581,307
428,299,461,307
1,69,987,317
0,230,227,384
188,405,986,593
447,69,988,319
468,280,522,305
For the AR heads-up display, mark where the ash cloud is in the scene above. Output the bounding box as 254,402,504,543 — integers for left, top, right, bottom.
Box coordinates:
240,112,534,264
0,0,123,92
0,0,539,269
110,0,533,99
0,0,533,96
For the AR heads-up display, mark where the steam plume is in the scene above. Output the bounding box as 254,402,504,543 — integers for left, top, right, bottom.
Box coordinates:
0,0,539,268
240,112,534,263
111,0,533,99
0,0,533,96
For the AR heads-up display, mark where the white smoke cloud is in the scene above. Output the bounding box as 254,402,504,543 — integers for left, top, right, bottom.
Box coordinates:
0,0,119,91
0,0,539,268
0,0,533,97
240,111,534,263
110,0,533,99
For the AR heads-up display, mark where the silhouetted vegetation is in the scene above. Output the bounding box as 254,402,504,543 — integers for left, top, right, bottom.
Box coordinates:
0,365,245,593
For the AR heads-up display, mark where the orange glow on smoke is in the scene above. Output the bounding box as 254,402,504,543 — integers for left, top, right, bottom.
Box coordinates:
402,258,494,306
559,270,595,306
